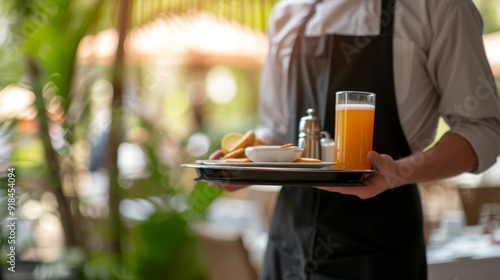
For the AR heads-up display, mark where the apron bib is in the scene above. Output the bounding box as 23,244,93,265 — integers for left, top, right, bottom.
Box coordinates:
261,1,427,279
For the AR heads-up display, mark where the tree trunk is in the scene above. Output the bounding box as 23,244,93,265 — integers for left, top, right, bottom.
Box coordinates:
26,58,77,248
107,0,132,266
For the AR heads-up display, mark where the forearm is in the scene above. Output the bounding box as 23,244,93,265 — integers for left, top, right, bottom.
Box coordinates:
395,132,478,186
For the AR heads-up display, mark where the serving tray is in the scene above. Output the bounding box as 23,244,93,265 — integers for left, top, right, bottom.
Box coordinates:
182,162,374,186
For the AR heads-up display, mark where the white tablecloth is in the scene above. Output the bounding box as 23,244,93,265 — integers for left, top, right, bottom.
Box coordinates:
427,236,500,280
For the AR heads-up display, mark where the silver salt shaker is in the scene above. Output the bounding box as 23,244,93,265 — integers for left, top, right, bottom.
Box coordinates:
298,108,322,159
321,131,335,162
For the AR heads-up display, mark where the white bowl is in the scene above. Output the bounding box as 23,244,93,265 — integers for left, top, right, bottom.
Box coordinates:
245,146,303,162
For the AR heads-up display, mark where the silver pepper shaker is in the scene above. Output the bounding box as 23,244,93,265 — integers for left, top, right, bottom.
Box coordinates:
298,108,322,159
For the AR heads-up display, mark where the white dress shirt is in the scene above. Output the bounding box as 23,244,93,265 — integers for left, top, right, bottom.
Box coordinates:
257,0,500,173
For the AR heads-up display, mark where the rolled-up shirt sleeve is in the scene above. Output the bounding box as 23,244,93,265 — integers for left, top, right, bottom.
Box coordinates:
427,0,500,173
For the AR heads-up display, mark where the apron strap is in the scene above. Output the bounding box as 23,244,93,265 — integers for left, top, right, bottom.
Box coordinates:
286,0,323,143
380,0,395,35
294,0,322,50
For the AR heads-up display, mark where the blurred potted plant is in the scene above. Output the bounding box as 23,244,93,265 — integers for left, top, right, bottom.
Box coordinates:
1,0,282,279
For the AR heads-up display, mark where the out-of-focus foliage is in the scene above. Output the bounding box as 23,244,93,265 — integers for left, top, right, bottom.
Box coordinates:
473,0,500,34
131,0,279,32
0,0,275,279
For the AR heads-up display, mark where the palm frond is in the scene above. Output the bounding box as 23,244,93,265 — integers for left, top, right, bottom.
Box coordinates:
130,0,279,31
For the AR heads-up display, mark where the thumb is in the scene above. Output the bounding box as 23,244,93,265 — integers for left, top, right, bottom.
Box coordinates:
367,151,393,171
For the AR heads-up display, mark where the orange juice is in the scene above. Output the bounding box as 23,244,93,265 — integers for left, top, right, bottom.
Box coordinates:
334,104,375,170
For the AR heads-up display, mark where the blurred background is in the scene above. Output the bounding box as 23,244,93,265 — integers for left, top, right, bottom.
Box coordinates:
0,0,499,279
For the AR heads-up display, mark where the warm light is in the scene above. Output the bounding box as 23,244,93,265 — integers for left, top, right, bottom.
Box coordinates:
77,12,268,66
0,85,35,120
206,66,237,104
186,132,211,157
21,199,44,220
120,198,156,221
118,142,147,178
77,29,118,63
32,213,64,262
484,32,500,76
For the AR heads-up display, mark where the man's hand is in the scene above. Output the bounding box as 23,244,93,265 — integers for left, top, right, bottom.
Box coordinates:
316,133,479,199
207,149,249,192
316,151,403,199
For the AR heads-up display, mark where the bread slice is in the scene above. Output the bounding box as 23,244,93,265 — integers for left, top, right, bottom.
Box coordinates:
228,130,255,152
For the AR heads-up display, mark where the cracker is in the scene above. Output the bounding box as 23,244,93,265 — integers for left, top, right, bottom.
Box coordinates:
223,158,252,163
293,157,322,163
223,147,246,159
280,143,294,148
229,130,255,152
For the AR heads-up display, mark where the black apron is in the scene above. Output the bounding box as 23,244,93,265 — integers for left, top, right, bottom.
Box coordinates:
260,1,427,279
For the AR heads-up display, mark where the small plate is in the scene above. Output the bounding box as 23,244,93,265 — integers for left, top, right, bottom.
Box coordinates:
198,159,335,168
245,145,303,162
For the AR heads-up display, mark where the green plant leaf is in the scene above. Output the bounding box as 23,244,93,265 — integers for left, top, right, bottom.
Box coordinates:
130,211,209,279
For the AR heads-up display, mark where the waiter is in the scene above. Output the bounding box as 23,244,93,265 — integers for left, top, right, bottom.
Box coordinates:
212,0,500,279
256,0,500,278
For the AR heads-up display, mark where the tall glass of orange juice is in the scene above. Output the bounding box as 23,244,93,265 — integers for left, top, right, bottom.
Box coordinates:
334,91,376,170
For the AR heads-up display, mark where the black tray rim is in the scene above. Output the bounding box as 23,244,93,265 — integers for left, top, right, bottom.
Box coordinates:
194,178,367,186
182,163,375,186
181,163,374,173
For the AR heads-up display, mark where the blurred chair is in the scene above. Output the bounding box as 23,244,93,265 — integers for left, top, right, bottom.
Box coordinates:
458,186,500,226
196,225,257,280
